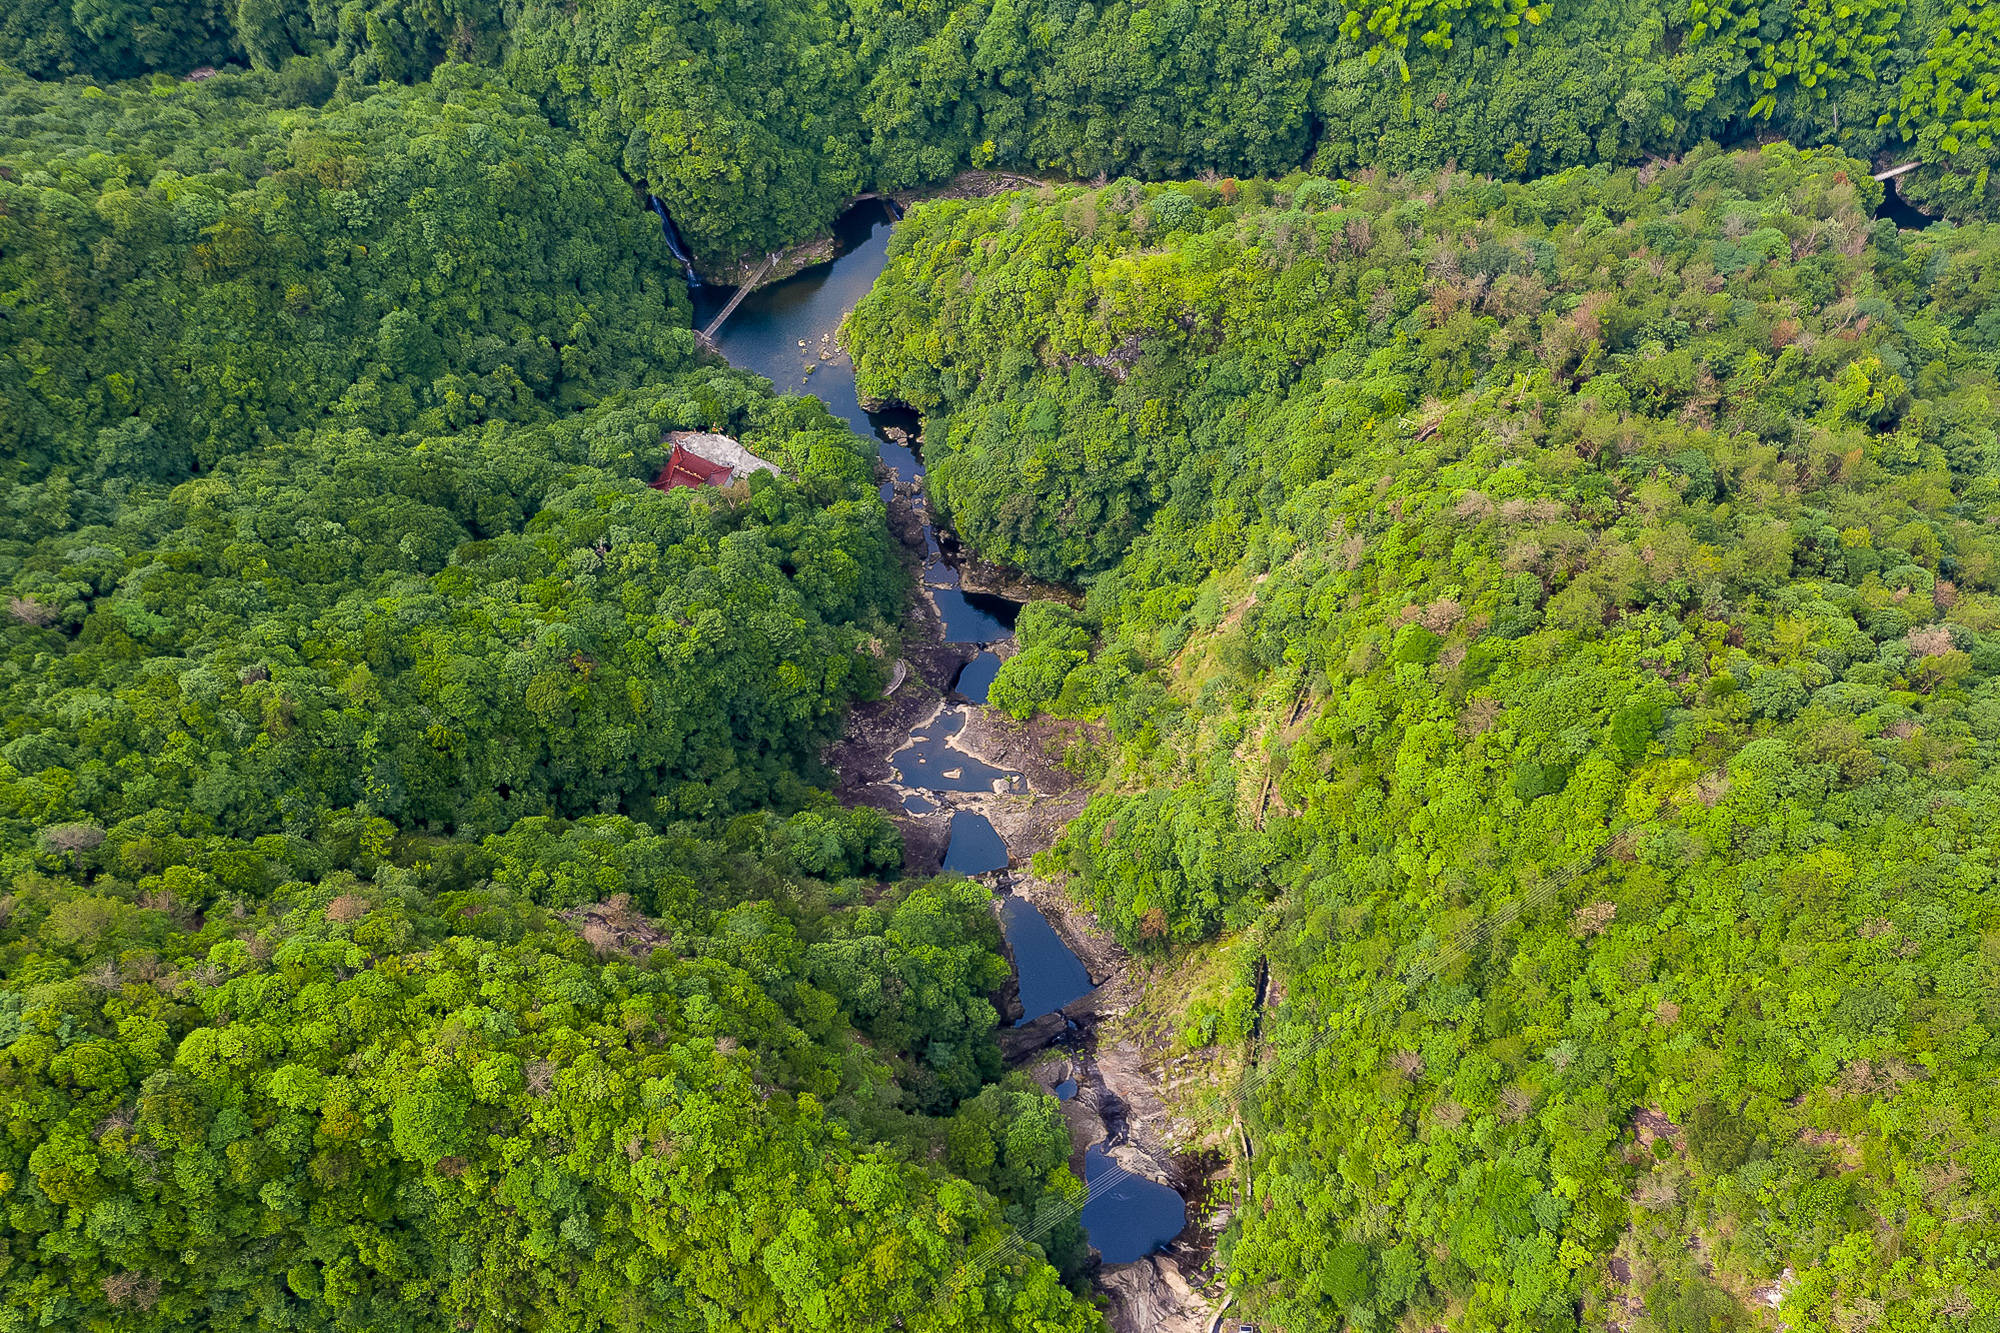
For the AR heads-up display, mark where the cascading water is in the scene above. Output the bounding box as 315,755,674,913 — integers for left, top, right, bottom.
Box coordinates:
647,195,700,286
694,197,1187,1269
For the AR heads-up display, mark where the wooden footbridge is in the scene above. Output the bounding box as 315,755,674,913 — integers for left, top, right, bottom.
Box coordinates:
695,252,780,350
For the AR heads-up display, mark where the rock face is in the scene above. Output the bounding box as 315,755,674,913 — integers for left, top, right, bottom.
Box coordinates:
1092,1037,1189,1182
997,1009,1069,1064
1008,887,1228,1333
1098,1255,1216,1333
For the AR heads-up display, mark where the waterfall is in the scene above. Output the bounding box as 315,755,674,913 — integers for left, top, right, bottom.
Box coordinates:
647,195,700,287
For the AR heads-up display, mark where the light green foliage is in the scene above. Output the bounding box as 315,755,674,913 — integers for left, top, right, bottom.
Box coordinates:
849,147,2000,1330
987,601,1092,719
8,0,2000,1317
1893,3,2000,212
0,840,1096,1330
1340,0,1547,77
1690,0,1904,119
0,68,1094,1331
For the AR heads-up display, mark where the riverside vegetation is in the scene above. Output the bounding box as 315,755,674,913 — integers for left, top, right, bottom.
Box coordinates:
0,65,1094,1333
3,3,1998,1332
848,148,2000,1329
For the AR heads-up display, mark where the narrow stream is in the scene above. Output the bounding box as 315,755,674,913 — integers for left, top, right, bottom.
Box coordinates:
686,198,1186,1269
691,199,1019,874
646,196,700,287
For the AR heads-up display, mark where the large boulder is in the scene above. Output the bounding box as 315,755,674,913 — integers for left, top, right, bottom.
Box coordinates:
1098,1254,1214,1333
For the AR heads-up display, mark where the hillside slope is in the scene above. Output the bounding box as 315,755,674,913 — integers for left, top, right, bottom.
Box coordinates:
849,147,2000,1329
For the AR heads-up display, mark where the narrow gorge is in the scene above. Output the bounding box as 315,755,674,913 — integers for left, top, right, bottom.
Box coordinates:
689,198,1230,1330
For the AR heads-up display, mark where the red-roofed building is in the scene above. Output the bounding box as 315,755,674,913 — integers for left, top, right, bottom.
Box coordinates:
651,431,781,491
656,443,735,489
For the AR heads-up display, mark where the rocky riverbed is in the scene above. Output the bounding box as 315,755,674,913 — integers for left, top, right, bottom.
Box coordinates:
824,460,1227,1330
705,198,1231,1330
998,876,1233,1333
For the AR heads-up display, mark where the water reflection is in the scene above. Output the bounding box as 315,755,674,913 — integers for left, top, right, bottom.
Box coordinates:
1877,178,1933,230
997,895,1094,1022
938,590,1018,643
695,201,1018,641
692,202,896,438
890,710,1024,792
953,651,1004,704
1081,1146,1187,1263
942,811,1009,875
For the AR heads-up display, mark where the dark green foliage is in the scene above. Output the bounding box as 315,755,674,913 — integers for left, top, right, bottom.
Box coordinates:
0,0,507,84
0,405,898,839
0,66,689,485
10,0,2000,1317
0,67,1094,1332
1684,1102,1760,1175
945,1082,1090,1279
849,148,2000,1328
508,0,2000,265
13,0,2000,276
808,878,1012,1111
1647,1273,1746,1333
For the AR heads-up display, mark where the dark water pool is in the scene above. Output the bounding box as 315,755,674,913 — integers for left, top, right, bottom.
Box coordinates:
942,811,1009,875
692,202,896,438
1054,1078,1077,1100
1081,1146,1187,1263
1877,178,1933,230
996,895,1094,1022
953,651,1004,704
938,589,1019,643
922,526,1021,639
890,710,1022,792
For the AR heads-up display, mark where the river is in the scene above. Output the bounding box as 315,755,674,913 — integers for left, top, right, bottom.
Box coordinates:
685,199,1189,1274
690,200,1022,876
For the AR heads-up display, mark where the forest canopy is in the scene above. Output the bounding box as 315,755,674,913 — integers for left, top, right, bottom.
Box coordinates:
847,147,2000,1329
0,64,1096,1332
6,0,1997,266
8,0,2000,1324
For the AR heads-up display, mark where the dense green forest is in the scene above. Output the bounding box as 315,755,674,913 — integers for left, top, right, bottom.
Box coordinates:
8,0,2000,1324
849,148,2000,1328
0,66,1098,1331
6,0,1998,265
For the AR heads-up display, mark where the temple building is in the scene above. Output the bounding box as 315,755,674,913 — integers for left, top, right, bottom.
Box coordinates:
652,431,782,490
